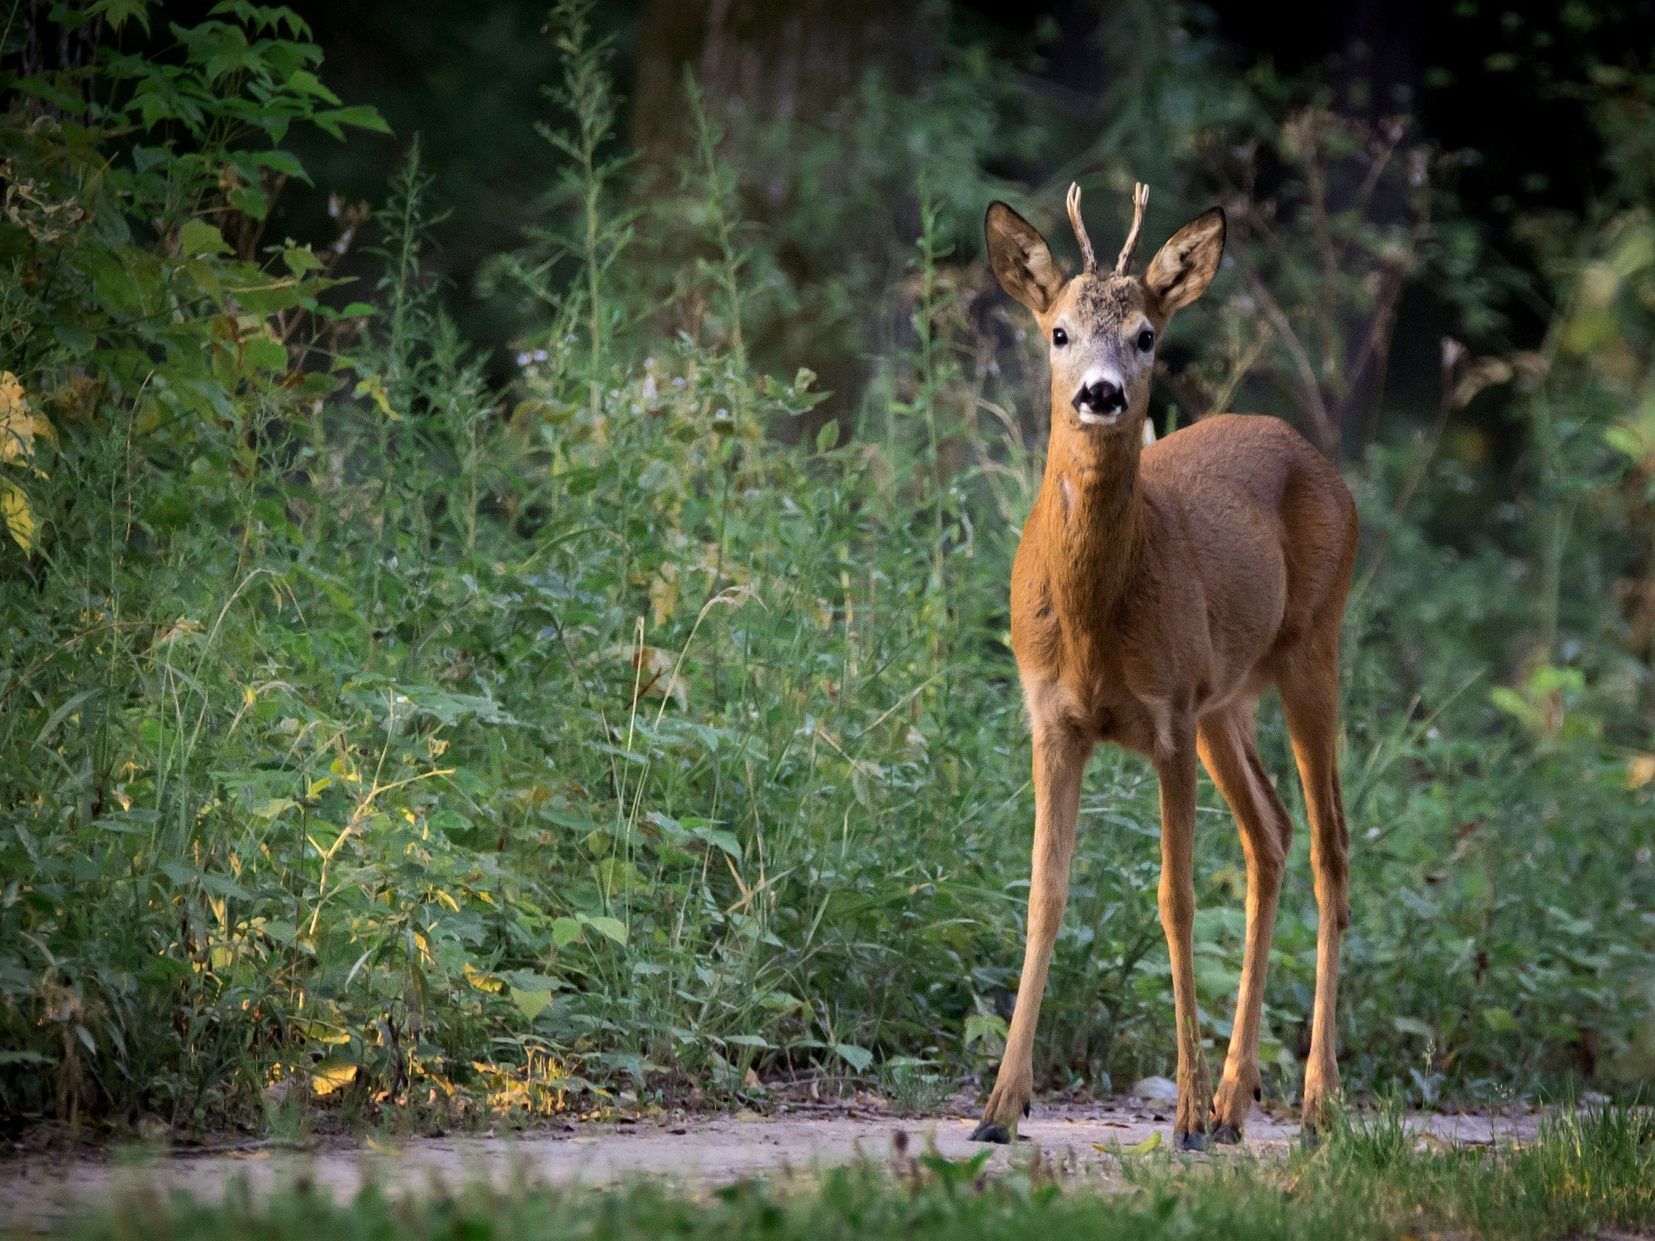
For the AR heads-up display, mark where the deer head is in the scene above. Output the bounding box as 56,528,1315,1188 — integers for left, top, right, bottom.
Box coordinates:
984,182,1225,441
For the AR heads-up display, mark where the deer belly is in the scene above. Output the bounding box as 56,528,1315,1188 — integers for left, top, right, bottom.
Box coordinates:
1198,532,1288,682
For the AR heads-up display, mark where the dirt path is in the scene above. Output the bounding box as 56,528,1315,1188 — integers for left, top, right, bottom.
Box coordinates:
1,1099,1541,1232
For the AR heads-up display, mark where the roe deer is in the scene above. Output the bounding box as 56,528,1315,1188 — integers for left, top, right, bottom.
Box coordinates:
971,182,1357,1150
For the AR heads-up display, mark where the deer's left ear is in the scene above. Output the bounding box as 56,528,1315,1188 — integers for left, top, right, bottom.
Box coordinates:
1144,207,1226,316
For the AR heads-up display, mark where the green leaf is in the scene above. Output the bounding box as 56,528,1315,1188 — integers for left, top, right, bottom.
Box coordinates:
229,182,270,220
963,1012,1008,1050
511,988,552,1022
178,219,231,257
52,325,96,354
91,0,151,33
250,149,309,180
579,914,628,945
245,336,288,372
551,917,582,947
198,871,254,901
285,69,341,104
202,26,251,80
12,75,87,114
691,825,743,859
1093,1131,1162,1156
833,1043,873,1073
323,104,391,135
281,246,322,275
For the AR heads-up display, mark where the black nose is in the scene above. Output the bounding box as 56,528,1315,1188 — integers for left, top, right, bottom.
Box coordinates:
1072,379,1126,414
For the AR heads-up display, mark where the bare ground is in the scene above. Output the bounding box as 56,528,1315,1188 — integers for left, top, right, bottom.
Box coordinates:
1,1097,1543,1232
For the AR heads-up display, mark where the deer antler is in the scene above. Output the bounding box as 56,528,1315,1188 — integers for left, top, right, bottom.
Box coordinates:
1066,182,1097,275
1115,182,1149,276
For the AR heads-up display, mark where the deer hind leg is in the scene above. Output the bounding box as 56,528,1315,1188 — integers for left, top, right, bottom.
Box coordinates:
1153,715,1212,1151
1197,702,1291,1144
1277,628,1350,1137
971,719,1090,1144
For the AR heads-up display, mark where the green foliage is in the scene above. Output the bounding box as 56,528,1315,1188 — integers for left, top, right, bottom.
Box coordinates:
0,0,1650,1140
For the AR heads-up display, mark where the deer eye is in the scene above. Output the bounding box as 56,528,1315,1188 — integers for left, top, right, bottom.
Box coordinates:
1136,328,1155,352
1052,327,1068,348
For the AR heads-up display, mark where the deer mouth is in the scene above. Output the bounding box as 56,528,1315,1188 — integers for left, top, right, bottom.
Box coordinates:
1076,409,1124,428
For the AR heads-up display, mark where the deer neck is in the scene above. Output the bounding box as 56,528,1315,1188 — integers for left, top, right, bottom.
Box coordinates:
1039,422,1146,618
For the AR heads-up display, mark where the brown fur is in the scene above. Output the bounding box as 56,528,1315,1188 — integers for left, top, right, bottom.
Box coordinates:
975,189,1357,1149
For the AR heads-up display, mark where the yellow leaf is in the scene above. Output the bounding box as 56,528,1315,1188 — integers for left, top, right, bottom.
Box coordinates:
353,373,400,420
2,479,37,551
310,1059,358,1096
1629,754,1655,790
0,372,32,464
649,563,680,627
0,372,53,468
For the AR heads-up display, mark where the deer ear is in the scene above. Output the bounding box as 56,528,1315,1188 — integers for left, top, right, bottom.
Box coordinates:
985,201,1066,315
1144,207,1226,315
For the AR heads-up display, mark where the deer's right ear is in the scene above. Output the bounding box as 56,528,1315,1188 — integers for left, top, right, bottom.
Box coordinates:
985,202,1066,315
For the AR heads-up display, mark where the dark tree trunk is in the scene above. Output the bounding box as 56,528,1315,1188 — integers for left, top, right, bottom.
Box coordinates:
632,0,928,172
629,1,940,433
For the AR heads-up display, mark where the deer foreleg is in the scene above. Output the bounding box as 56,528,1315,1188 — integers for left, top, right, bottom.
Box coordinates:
971,721,1088,1143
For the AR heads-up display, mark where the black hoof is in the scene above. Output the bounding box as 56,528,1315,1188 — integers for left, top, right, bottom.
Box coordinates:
1176,1129,1208,1153
1211,1123,1243,1145
970,1121,1012,1145
1299,1125,1323,1150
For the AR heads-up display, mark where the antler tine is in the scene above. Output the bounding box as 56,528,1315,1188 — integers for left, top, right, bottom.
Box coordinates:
1114,182,1150,276
1066,182,1097,274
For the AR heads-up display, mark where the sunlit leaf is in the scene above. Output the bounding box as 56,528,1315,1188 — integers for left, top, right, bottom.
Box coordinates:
311,1058,358,1097
1,481,38,552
